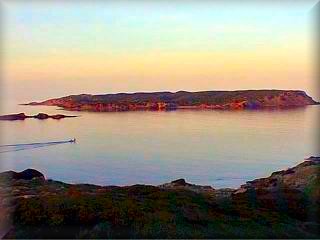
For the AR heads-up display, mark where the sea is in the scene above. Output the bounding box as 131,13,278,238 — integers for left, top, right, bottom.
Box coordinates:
0,100,319,188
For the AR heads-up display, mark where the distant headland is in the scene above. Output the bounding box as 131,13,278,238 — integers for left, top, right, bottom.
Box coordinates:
24,90,319,112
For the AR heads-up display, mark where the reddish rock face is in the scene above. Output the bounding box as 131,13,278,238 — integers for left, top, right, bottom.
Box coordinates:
26,90,318,112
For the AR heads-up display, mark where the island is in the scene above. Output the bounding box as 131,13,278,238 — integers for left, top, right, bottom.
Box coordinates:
0,113,78,121
1,157,319,238
24,90,319,112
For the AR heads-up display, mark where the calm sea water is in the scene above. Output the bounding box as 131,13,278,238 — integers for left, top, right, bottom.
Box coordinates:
0,101,319,188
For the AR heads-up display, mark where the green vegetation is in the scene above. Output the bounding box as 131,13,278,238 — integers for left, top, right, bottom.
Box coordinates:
2,161,319,238
7,182,319,238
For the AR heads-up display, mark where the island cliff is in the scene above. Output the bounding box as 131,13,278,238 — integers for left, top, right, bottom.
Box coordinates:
25,90,318,112
1,157,319,238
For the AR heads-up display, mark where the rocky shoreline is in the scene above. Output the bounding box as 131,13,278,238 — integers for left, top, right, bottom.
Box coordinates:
0,113,78,121
0,157,319,238
25,90,319,112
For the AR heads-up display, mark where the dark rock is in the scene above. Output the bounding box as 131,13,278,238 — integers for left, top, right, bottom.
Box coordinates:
51,114,67,119
0,170,19,181
306,156,320,162
51,114,77,119
33,113,50,119
159,178,215,194
234,156,320,193
0,113,27,121
0,113,78,121
17,169,45,180
171,178,187,186
0,169,44,181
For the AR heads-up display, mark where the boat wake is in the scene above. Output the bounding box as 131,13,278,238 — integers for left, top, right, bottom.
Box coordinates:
0,140,74,153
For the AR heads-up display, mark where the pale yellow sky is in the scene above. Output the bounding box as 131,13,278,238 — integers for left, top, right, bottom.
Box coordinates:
1,1,319,102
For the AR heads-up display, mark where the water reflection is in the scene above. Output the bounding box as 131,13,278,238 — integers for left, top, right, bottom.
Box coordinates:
0,102,319,188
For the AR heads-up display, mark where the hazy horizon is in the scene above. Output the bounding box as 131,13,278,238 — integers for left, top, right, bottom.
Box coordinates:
2,1,319,103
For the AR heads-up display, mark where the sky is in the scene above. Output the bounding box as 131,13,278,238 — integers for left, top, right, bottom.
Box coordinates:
1,0,319,102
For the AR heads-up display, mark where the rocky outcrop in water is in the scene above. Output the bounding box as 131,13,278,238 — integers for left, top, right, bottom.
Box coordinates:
0,113,78,121
25,90,319,112
0,113,28,121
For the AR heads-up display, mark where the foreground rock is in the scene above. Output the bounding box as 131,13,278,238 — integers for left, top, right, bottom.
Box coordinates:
159,178,215,193
0,158,319,238
236,156,320,193
0,169,44,182
25,90,319,112
0,113,78,121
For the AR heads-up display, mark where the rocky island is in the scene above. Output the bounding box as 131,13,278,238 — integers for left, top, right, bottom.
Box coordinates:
1,157,319,238
24,90,318,112
0,113,78,121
